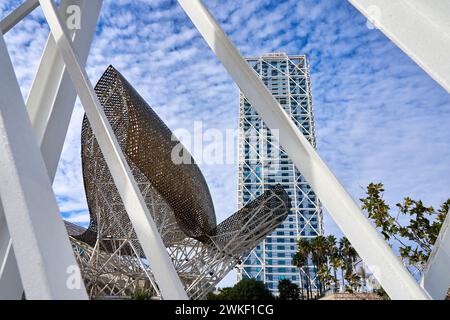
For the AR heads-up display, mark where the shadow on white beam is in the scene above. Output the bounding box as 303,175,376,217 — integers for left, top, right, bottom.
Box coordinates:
0,0,40,34
38,0,187,300
421,210,450,300
348,0,450,93
0,0,103,300
0,32,88,300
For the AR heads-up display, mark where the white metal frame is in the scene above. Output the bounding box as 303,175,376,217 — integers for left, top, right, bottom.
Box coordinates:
0,0,39,34
0,29,88,299
37,0,187,300
347,0,450,300
177,0,431,300
421,210,450,299
0,0,446,300
347,0,450,94
0,0,101,300
0,0,187,300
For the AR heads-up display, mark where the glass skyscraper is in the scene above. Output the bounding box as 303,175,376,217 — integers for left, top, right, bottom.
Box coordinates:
237,53,323,295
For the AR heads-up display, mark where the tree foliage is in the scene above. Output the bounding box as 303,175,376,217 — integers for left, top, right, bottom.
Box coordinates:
278,279,300,300
361,182,450,273
293,235,361,299
208,278,274,300
210,183,449,301
130,288,152,300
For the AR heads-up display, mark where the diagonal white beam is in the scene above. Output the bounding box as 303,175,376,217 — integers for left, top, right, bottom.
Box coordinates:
0,31,88,300
0,0,102,299
177,0,431,300
0,0,40,34
28,0,102,181
0,219,22,300
38,0,187,300
421,209,450,299
348,0,450,93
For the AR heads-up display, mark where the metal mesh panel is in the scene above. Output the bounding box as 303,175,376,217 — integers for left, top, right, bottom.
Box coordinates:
72,66,291,299
81,65,216,242
210,185,290,253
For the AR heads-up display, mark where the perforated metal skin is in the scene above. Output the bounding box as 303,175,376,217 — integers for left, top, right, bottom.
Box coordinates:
76,66,290,251
210,184,290,250
80,66,216,242
69,66,291,298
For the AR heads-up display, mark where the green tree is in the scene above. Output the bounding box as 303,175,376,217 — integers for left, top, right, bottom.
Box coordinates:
292,251,308,299
374,287,390,300
317,265,333,295
278,279,300,300
326,235,340,292
339,237,358,292
131,288,152,300
361,182,450,273
310,236,328,296
293,235,362,298
293,238,312,299
208,279,274,300
207,287,233,300
345,272,361,294
293,235,367,298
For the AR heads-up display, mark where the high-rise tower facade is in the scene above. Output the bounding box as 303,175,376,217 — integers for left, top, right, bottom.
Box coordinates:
237,53,323,295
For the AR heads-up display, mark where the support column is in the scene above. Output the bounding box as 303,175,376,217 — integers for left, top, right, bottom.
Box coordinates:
421,210,450,299
347,0,450,93
0,235,22,300
0,31,87,299
28,0,102,179
0,0,39,34
177,0,430,300
0,0,102,299
38,0,187,300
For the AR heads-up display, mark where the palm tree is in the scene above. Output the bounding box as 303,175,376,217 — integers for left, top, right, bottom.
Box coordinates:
338,238,348,290
310,236,328,296
293,238,311,299
330,254,342,293
357,264,367,292
339,237,359,291
292,251,308,299
326,235,339,292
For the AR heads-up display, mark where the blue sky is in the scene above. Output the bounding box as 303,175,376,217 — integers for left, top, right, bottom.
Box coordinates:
2,0,450,287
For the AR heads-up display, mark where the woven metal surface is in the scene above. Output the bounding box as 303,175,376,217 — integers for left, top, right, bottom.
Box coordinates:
71,66,290,298
80,66,215,242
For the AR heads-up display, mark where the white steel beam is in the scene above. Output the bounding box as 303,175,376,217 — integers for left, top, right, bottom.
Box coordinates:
0,0,40,34
38,0,188,300
421,210,450,299
0,32,88,299
0,216,22,300
0,0,102,299
0,239,22,300
28,0,102,181
177,0,431,300
348,0,450,93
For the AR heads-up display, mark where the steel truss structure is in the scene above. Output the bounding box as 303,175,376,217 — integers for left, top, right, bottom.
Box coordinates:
0,0,446,300
237,53,323,294
66,221,157,298
71,66,291,299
